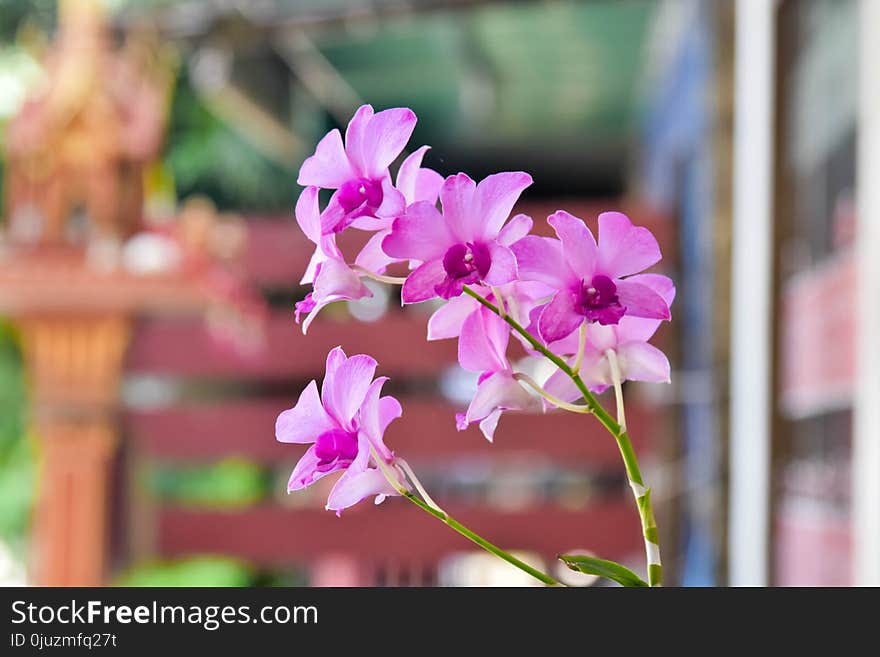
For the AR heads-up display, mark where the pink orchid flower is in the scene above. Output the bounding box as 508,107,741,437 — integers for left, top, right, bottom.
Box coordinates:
454,305,541,441
511,211,671,343
293,186,371,333
354,145,444,275
542,274,676,403
276,347,403,514
297,104,416,234
382,172,533,303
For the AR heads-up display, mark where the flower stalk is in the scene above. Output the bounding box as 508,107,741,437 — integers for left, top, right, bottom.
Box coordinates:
464,285,663,586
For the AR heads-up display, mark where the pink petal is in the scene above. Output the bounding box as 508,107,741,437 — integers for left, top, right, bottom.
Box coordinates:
321,347,347,404
357,376,400,460
382,201,453,262
413,168,444,205
295,186,322,243
478,410,503,442
323,353,378,430
615,279,671,320
458,308,509,373
464,371,539,438
476,172,533,240
584,323,619,352
343,105,374,175
298,129,356,188
484,243,518,286
624,273,676,307
542,368,583,408
427,294,477,340
548,210,598,278
396,145,441,204
510,236,575,288
498,213,534,247
287,445,326,491
375,177,406,218
613,316,663,344
575,349,613,390
617,342,671,383
355,230,396,274
378,396,403,436
276,379,336,444
360,107,417,179
597,212,662,278
326,466,398,513
538,290,584,343
439,173,478,241
400,259,446,304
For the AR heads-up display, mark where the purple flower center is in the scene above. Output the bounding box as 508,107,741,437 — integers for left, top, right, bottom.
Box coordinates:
436,242,492,299
314,428,359,473
577,274,625,325
337,178,384,214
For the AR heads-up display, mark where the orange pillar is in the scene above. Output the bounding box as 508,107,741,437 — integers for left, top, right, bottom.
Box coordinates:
19,315,130,586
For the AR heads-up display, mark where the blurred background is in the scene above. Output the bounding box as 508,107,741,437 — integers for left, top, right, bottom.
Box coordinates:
0,0,876,587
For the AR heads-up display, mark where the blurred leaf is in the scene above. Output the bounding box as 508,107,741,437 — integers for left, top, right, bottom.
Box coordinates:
558,554,648,587
147,458,269,509
0,323,31,543
114,556,253,587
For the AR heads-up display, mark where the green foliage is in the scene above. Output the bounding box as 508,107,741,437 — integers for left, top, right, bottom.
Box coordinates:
146,458,269,509
0,0,57,43
163,72,296,212
0,323,32,545
558,554,649,587
114,555,253,587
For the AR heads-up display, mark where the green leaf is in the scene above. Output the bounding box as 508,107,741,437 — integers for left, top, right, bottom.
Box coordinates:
558,554,649,587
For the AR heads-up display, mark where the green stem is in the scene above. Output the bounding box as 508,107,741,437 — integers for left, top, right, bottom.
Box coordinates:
463,285,663,587
403,492,561,586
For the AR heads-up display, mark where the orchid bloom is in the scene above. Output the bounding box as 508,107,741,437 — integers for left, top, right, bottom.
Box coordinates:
542,274,676,403
382,172,533,303
427,279,551,342
293,187,372,333
455,305,541,441
276,347,403,514
512,211,671,343
354,145,444,275
297,104,416,234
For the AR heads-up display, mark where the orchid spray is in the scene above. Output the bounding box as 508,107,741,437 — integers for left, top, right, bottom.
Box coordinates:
277,105,674,587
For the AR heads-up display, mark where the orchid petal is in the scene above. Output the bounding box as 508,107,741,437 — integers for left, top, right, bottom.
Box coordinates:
355,230,397,274
498,213,534,247
617,342,671,383
484,243,518,286
287,445,328,491
476,171,533,240
538,290,584,343
427,294,477,340
375,177,406,219
360,107,417,179
400,259,446,304
458,307,510,373
276,379,336,444
615,279,671,320
343,105,373,175
597,212,662,278
439,173,478,242
323,353,378,430
548,210,598,278
298,129,356,188
510,236,574,288
382,201,453,262
326,466,398,513
295,186,322,244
